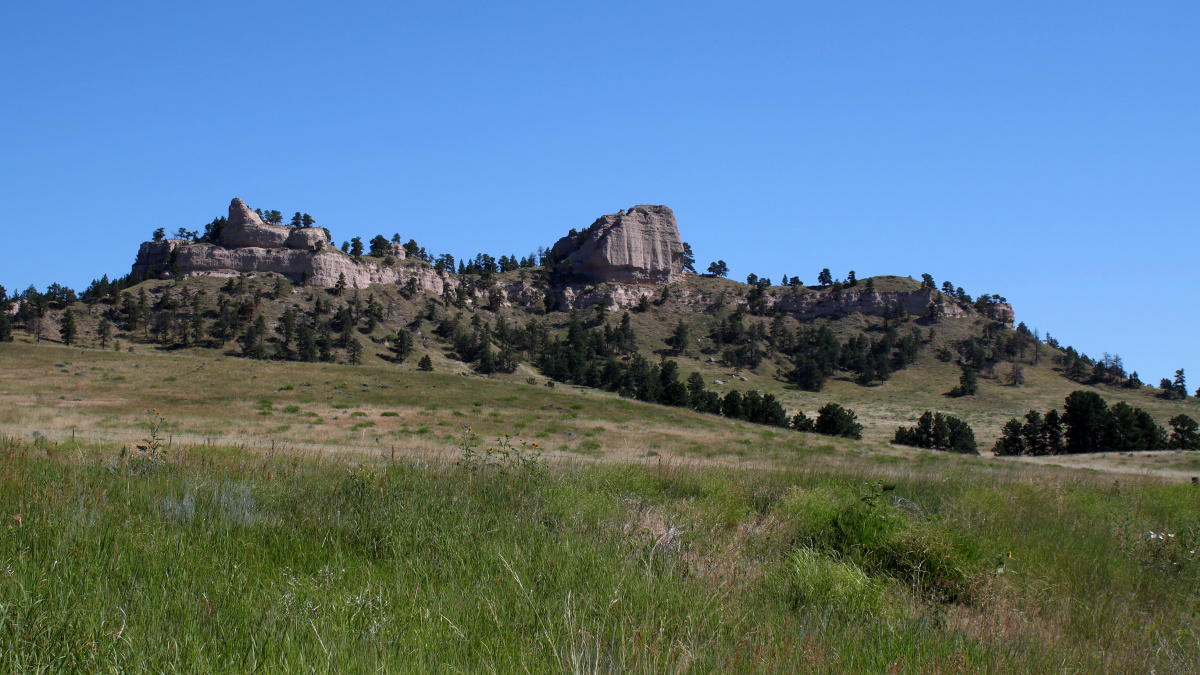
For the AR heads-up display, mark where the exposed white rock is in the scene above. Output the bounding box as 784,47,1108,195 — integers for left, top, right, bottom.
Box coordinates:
552,205,684,285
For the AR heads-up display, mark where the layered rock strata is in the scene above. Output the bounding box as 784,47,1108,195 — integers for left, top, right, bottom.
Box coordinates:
552,205,685,285
132,240,448,293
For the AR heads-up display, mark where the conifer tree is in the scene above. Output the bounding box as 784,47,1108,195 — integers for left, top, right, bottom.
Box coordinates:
346,337,363,365
58,308,75,346
1168,414,1200,450
389,330,414,363
418,354,434,371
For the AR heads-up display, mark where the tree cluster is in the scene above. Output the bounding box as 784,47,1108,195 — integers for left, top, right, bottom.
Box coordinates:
893,412,977,454
992,390,1188,455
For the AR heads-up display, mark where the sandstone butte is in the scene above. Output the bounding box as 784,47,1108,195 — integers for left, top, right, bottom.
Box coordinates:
130,197,1013,323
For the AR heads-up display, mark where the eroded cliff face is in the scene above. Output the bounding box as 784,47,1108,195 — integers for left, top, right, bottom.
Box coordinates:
552,205,685,285
220,198,329,250
132,240,449,293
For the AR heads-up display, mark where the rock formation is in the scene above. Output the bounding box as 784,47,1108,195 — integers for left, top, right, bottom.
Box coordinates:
552,205,685,285
132,240,446,292
220,198,328,250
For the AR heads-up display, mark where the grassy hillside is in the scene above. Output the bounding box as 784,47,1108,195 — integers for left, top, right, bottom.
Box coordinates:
1,325,1198,671
8,268,1196,452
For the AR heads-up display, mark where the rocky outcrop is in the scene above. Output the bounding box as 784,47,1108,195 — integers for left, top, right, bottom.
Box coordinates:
285,227,327,251
555,284,656,311
132,240,449,293
552,205,684,285
220,198,328,250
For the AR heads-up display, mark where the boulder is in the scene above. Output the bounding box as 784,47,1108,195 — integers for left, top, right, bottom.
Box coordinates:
552,205,684,284
285,227,327,251
221,198,291,249
387,242,408,259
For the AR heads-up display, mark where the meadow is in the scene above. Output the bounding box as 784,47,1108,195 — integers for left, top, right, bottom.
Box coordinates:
0,338,1198,672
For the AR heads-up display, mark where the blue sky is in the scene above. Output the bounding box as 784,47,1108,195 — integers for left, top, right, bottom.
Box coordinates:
1,1,1196,388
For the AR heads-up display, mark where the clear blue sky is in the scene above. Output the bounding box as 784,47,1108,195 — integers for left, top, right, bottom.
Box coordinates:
2,1,1196,388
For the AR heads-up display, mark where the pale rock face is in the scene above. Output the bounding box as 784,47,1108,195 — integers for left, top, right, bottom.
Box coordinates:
387,242,408,259
555,284,656,311
552,205,684,285
132,241,450,293
285,227,328,251
221,198,293,249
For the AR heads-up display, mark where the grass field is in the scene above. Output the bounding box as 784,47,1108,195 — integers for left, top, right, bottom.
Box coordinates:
1,432,1197,673
1,336,1199,672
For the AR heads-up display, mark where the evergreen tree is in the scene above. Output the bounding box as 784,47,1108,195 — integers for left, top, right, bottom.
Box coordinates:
721,390,743,419
948,366,979,397
0,311,11,343
239,315,268,359
290,212,303,227
59,309,76,346
418,354,434,371
369,235,390,256
682,242,696,273
389,330,414,363
333,273,347,296
1173,369,1187,398
791,411,815,432
1167,414,1200,450
95,317,111,348
817,268,833,286
991,419,1026,456
276,308,296,346
665,320,690,355
350,237,364,258
1063,390,1109,454
706,260,728,277
297,324,318,362
346,337,363,365
814,403,863,439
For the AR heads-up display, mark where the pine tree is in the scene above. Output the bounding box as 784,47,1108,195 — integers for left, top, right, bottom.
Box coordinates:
666,321,690,355
389,330,414,363
297,324,318,362
682,243,696,273
333,273,347,296
817,268,832,286
0,311,12,343
59,309,77,346
1168,414,1200,450
346,337,363,365
418,354,434,371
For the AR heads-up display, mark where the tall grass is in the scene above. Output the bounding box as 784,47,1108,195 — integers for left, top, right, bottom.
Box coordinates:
0,435,1196,673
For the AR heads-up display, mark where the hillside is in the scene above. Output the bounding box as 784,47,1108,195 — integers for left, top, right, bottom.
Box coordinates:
3,196,1198,465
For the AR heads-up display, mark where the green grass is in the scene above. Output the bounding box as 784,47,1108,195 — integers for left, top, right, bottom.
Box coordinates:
0,435,1196,673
